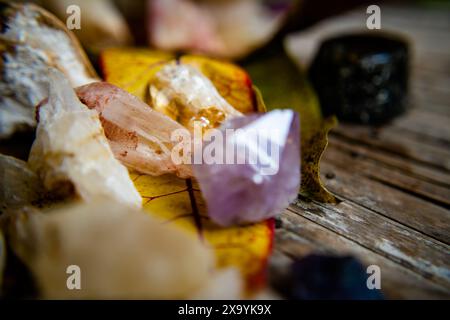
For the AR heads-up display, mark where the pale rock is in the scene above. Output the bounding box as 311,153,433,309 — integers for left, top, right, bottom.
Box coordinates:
6,200,214,299
0,2,98,137
28,69,141,208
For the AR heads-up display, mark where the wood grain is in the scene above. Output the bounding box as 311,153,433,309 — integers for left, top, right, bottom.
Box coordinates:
276,4,450,299
288,199,450,287
271,218,449,299
320,162,450,244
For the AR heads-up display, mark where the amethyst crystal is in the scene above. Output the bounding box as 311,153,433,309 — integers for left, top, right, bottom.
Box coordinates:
193,109,300,226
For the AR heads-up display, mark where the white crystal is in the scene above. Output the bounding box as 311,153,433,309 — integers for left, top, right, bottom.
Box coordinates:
28,69,141,208
149,63,242,131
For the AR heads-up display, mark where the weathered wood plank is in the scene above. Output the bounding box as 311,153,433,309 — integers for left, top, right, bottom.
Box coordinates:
315,6,450,63
271,218,449,299
275,4,450,300
413,73,450,98
412,51,450,78
319,161,450,244
324,140,450,207
413,83,450,108
414,102,450,118
327,136,450,187
412,93,450,117
391,109,450,147
288,199,450,287
272,235,449,299
348,6,450,33
331,124,450,172
385,126,450,152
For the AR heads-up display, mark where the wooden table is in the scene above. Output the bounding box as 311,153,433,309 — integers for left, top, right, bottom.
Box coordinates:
271,5,450,299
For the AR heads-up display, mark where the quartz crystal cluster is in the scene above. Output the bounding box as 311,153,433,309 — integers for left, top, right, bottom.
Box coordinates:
29,69,141,208
0,2,302,300
30,61,300,226
77,62,300,226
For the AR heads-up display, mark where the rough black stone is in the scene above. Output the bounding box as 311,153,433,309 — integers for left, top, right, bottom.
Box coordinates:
309,33,409,125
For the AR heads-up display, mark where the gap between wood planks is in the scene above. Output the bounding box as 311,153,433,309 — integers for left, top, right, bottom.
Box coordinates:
327,136,450,187
312,134,450,291
330,126,450,173
324,136,450,208
285,197,450,289
319,161,449,244
271,235,448,299
271,222,449,299
273,3,450,300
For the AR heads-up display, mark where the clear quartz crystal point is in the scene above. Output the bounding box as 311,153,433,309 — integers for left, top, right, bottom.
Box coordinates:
149,63,242,132
76,82,193,178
